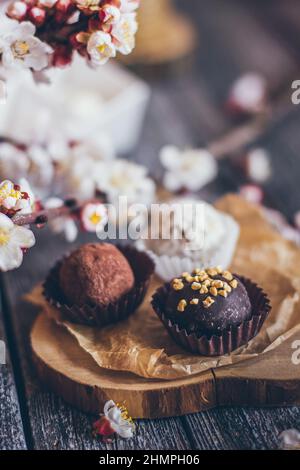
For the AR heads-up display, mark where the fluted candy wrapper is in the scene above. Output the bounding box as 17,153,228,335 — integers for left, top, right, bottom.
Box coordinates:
43,245,155,327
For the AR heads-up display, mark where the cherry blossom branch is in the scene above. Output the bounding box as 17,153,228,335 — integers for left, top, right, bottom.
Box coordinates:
12,196,105,227
12,198,80,226
208,85,294,159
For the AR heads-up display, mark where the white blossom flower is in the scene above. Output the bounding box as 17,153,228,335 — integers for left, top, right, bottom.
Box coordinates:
87,31,116,66
0,212,35,271
0,179,32,214
93,400,135,439
100,4,121,25
44,198,78,242
80,202,108,233
0,143,29,181
70,134,115,163
26,144,55,187
0,20,52,71
62,136,114,199
160,146,218,192
95,159,156,206
120,0,139,13
112,13,137,55
227,73,267,114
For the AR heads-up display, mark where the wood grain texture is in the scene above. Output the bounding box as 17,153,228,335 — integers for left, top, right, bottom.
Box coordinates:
31,313,216,419
0,290,26,450
30,314,300,419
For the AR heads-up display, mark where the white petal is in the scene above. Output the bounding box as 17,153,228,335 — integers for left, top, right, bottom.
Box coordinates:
104,400,116,417
160,146,181,169
44,197,64,209
114,423,134,439
64,220,78,243
10,226,35,248
0,242,23,271
0,213,14,230
163,172,182,192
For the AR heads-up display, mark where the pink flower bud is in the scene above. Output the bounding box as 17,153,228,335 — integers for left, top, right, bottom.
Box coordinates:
7,1,28,21
29,6,46,26
52,44,73,67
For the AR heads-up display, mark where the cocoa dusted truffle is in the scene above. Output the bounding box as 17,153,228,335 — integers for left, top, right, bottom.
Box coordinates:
59,243,135,307
165,267,252,336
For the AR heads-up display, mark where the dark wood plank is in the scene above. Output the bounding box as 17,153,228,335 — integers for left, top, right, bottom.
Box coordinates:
0,289,27,450
1,229,191,450
184,407,300,450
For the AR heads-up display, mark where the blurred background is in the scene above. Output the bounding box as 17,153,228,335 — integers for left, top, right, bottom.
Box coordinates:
1,0,300,219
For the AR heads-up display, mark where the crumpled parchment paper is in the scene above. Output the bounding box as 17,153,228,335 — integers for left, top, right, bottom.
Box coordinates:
27,195,300,380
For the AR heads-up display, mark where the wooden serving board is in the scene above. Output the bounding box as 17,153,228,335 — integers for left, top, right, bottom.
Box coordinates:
31,313,300,419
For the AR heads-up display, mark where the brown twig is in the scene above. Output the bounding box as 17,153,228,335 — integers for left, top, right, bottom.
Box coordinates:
12,198,80,227
207,86,295,159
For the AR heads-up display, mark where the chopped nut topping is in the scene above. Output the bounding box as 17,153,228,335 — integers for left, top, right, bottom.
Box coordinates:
185,275,195,283
177,299,187,312
223,282,232,293
194,268,201,275
219,290,228,298
198,272,209,282
212,280,223,289
203,279,211,287
191,282,201,290
207,268,218,277
182,272,189,278
210,286,218,297
223,271,233,281
230,279,238,289
203,296,215,308
190,298,199,305
172,281,184,291
216,266,223,274
200,285,209,294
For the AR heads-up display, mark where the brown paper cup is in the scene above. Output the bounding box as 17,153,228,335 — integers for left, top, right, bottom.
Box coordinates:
151,276,271,356
43,245,155,327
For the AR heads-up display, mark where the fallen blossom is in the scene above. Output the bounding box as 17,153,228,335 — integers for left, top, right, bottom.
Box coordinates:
279,429,300,450
93,400,135,440
160,145,218,192
226,72,267,115
0,212,35,271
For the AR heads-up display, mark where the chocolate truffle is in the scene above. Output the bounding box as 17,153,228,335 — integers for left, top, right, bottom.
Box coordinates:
165,267,251,336
59,243,135,307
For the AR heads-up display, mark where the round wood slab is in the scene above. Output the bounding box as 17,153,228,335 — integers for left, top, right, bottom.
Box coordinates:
31,314,300,419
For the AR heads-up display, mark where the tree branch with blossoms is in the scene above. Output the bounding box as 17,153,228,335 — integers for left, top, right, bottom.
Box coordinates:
0,178,108,271
0,0,139,97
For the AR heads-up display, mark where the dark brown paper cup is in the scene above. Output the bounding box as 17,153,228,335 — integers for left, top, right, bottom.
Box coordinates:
151,276,271,356
43,245,155,327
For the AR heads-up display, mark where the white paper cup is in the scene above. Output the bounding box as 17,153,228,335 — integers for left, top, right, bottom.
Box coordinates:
136,215,240,281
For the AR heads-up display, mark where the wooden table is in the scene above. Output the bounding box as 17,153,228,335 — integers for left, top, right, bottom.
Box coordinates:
1,0,300,450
